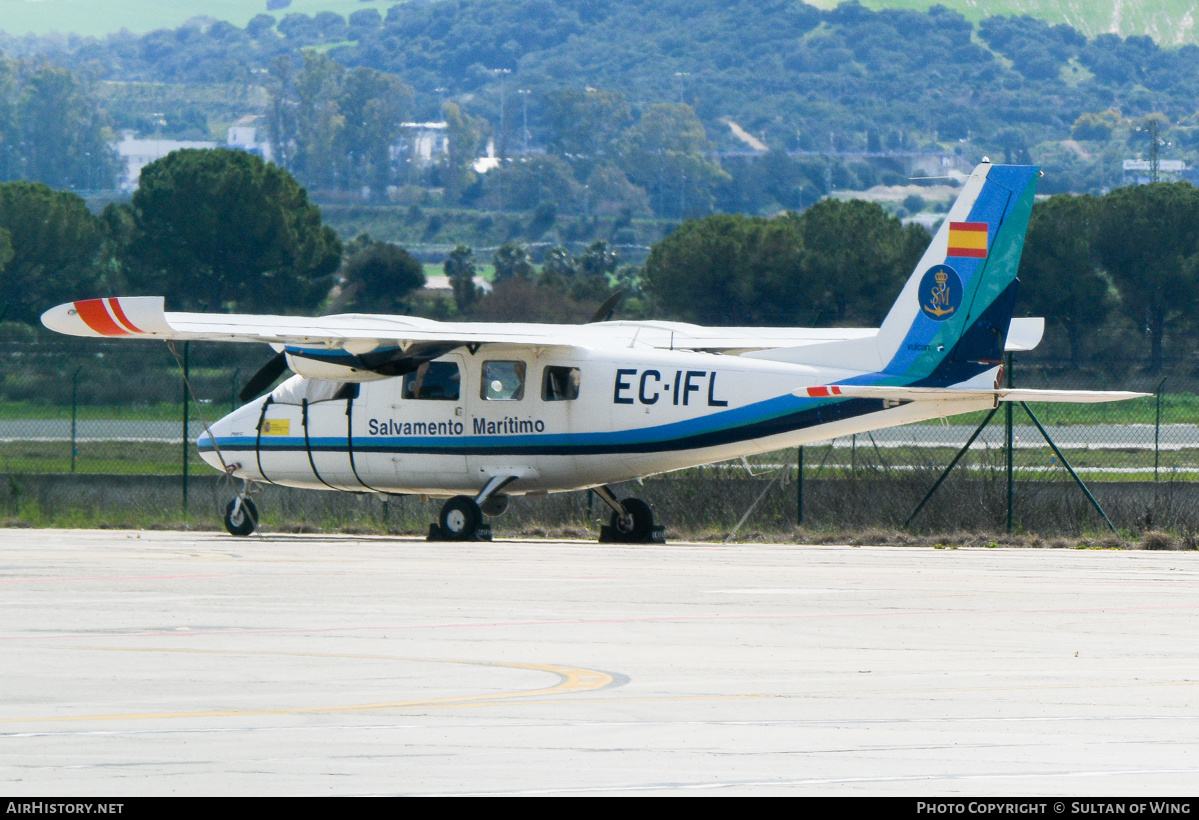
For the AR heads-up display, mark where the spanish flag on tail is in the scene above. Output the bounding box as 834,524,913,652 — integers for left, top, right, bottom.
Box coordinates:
947,221,988,258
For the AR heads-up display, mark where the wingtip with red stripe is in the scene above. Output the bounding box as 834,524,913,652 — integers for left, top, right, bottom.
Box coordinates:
41,297,169,338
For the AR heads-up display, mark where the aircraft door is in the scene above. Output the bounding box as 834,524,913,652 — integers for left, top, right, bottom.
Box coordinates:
464,355,546,487
363,355,469,494
358,377,404,493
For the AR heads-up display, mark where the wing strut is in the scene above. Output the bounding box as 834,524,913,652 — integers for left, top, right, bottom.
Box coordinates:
903,401,1119,537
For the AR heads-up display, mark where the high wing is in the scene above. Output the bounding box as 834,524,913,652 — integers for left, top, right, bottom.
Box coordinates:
40,295,885,352
40,297,1045,355
41,296,594,350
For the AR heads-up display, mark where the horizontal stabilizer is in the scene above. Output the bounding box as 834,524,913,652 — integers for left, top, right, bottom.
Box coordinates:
1004,317,1044,352
796,385,1149,404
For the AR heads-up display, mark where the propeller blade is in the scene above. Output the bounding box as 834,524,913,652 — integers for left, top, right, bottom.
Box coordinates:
238,351,290,402
358,342,459,376
323,280,363,315
588,289,627,323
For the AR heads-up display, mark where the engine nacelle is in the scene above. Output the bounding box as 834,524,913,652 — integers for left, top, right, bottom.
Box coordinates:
284,352,391,383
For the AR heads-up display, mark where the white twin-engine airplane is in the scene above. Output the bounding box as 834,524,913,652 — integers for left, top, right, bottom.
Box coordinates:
43,162,1145,541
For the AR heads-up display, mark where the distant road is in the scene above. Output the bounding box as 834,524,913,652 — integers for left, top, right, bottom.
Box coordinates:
0,420,207,443
827,423,1199,451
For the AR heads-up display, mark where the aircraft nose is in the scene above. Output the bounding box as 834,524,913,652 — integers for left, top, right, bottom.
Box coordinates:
196,397,270,476
196,402,257,474
196,413,231,473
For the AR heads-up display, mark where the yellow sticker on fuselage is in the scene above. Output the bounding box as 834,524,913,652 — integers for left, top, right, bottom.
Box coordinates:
262,419,290,436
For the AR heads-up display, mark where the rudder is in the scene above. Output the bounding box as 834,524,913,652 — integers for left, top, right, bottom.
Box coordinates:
874,162,1040,386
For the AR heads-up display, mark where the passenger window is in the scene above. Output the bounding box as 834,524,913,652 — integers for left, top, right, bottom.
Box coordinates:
403,361,460,400
481,361,526,401
542,366,581,401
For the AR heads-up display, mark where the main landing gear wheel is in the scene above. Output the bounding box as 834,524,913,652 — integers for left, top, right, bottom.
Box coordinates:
437,495,483,541
479,493,509,518
609,497,654,543
223,497,259,537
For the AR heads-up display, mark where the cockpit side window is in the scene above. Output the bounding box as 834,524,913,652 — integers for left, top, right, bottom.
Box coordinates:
334,383,360,401
480,361,526,401
542,366,581,401
403,361,461,400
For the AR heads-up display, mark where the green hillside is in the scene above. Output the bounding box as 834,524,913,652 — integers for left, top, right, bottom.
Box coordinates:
0,0,391,36
811,0,1199,45
4,0,1198,45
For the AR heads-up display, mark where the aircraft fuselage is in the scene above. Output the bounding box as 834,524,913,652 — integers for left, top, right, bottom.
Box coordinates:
198,345,993,496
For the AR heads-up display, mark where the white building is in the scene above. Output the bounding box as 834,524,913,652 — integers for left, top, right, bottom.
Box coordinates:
1122,158,1187,184
398,122,449,165
422,275,493,294
115,116,277,191
472,138,499,174
115,132,217,191
227,115,273,162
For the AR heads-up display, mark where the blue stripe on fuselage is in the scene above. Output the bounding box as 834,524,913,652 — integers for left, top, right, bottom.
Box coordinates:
196,391,889,457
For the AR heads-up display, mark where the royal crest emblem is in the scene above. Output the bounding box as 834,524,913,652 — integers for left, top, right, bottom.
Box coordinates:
919,264,962,321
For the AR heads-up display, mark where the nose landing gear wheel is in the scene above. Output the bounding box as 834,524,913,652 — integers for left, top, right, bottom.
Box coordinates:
223,497,259,537
433,495,486,541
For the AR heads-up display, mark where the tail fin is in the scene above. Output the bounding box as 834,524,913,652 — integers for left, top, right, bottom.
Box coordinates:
874,162,1040,386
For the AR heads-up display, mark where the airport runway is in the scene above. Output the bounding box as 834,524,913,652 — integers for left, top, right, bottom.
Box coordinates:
2,530,1198,796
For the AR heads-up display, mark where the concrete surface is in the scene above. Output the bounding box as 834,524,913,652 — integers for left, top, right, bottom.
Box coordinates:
1,529,1197,796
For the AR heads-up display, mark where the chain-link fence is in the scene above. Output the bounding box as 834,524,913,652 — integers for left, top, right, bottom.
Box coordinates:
0,340,1195,536
709,367,1199,536
0,339,257,478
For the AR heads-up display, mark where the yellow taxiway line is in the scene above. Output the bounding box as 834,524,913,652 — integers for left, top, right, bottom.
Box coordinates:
1,646,616,725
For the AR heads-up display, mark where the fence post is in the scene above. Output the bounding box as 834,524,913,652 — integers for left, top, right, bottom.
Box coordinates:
182,341,189,521
1155,377,1166,481
70,366,81,472
796,446,804,527
1005,352,1014,533
231,367,241,413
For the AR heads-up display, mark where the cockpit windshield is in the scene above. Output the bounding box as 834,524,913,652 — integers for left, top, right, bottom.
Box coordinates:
270,375,358,404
